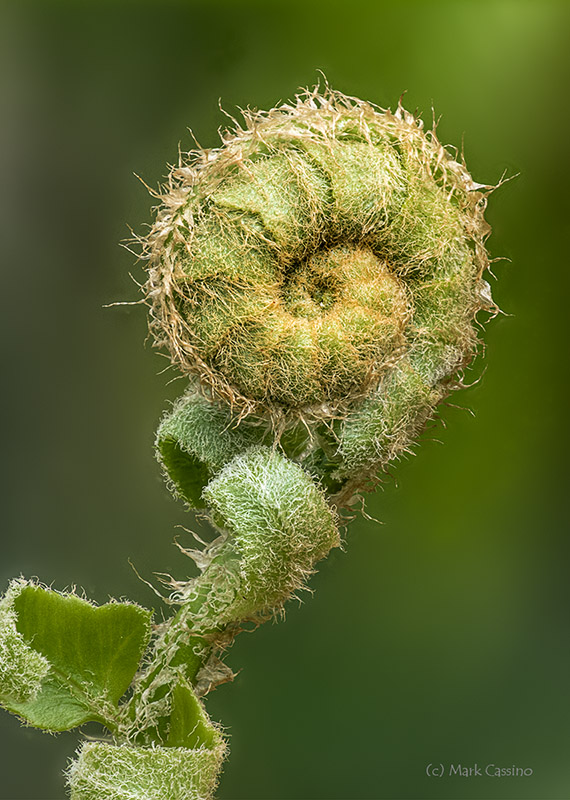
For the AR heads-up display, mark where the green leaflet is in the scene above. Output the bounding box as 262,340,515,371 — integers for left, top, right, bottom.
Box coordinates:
0,581,152,731
156,387,266,508
166,677,222,749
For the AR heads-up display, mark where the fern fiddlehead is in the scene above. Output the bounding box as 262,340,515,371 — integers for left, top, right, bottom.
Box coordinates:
0,86,497,800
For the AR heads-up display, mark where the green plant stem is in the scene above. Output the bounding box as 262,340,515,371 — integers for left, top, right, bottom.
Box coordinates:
126,547,240,746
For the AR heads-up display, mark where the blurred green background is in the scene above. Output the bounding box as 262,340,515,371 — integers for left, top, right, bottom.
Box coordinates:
1,1,568,798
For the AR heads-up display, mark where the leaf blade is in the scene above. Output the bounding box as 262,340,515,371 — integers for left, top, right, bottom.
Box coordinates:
0,582,152,731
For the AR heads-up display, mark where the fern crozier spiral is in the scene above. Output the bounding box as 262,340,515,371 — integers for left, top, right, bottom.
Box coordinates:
145,86,496,497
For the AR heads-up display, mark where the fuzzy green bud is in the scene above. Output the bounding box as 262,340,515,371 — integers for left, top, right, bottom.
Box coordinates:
145,87,495,469
67,741,225,800
202,446,339,620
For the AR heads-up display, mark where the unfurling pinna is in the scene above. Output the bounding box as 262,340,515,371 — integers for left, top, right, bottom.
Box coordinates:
0,86,498,799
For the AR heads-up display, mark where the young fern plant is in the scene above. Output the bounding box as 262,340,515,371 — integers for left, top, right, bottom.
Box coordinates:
0,86,498,799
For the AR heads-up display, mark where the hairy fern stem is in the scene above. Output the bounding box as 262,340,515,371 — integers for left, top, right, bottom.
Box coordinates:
0,85,498,800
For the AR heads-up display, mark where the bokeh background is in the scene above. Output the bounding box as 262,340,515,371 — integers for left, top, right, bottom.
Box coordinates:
1,1,569,798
